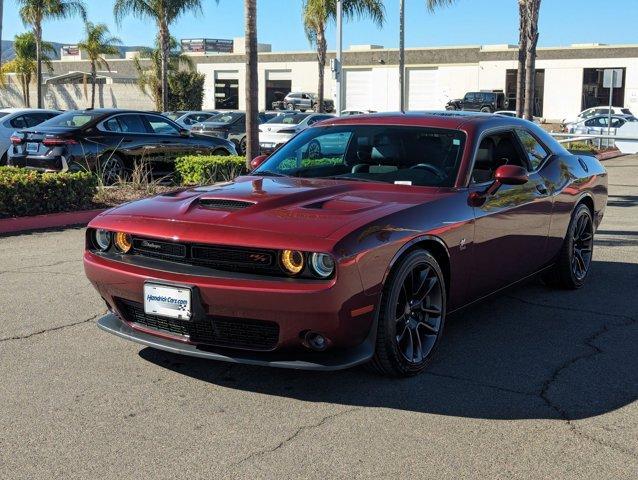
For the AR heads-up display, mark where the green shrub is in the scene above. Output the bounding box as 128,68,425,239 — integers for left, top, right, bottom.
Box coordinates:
564,141,595,152
0,167,97,218
175,155,247,185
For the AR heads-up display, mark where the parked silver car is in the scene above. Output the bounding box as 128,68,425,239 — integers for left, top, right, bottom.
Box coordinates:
0,108,61,164
259,112,334,154
162,111,219,130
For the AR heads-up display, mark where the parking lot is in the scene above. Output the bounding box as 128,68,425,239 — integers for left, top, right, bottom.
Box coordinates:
0,156,636,479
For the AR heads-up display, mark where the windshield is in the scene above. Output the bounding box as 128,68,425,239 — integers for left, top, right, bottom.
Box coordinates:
265,113,309,125
39,111,104,128
207,112,242,124
255,125,466,187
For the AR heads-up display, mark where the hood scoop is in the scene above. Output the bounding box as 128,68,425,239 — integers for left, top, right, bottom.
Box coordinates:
198,198,255,211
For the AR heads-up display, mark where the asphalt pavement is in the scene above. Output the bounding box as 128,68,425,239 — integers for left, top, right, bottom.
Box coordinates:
1,156,636,479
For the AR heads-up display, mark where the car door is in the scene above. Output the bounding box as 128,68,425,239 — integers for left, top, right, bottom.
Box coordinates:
468,129,553,297
96,113,152,166
142,114,195,166
462,93,474,111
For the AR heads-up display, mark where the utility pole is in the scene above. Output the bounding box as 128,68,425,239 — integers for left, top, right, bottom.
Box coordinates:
334,0,343,116
399,0,405,112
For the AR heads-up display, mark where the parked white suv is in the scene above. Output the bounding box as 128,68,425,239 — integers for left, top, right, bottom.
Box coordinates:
259,112,334,154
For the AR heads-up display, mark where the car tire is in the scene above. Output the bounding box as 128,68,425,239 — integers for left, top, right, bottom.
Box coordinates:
480,106,493,113
239,137,247,155
307,139,322,159
286,103,295,111
369,249,446,377
99,153,126,186
544,203,594,289
212,148,229,156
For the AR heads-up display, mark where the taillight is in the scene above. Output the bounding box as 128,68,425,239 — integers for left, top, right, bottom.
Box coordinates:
10,135,23,145
42,137,79,147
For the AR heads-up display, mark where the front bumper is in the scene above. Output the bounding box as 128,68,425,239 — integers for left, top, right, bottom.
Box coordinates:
98,313,374,370
85,250,377,363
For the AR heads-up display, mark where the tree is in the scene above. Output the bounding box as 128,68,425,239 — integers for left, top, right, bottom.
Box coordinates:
168,71,205,111
303,0,384,113
17,0,87,108
77,22,121,108
523,0,541,120
132,37,194,111
515,0,527,117
3,32,55,107
114,0,216,112
244,0,258,165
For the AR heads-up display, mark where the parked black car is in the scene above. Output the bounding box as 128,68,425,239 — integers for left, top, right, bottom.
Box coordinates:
7,109,237,184
190,111,277,155
445,91,507,113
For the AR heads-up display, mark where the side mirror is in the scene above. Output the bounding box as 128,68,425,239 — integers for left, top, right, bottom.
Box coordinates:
469,165,529,206
250,154,268,170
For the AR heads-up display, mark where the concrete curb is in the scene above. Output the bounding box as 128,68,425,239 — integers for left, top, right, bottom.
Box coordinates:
0,209,106,235
596,150,626,161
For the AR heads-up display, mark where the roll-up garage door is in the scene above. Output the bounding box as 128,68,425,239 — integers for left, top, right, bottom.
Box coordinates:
407,68,439,110
345,69,373,110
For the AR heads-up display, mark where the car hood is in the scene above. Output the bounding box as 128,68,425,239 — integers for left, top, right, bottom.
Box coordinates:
92,176,446,249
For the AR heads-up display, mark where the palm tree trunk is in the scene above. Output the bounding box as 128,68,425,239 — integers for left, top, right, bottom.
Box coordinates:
516,0,527,117
523,0,541,120
159,20,170,112
91,63,97,109
35,23,43,108
316,28,326,113
244,0,259,167
25,76,30,108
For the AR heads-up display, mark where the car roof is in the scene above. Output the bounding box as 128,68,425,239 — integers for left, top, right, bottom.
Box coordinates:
318,110,523,130
0,108,61,114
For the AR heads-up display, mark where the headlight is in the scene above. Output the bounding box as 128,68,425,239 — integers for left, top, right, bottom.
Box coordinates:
94,229,112,251
281,249,304,275
309,253,335,278
114,232,132,253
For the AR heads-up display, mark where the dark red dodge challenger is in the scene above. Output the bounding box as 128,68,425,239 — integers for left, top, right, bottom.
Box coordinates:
84,112,607,377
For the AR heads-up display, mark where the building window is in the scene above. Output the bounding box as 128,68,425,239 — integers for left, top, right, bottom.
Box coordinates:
582,68,626,110
215,78,239,110
505,69,545,116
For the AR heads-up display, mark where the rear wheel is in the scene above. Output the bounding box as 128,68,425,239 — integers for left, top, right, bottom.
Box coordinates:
213,148,229,156
286,103,295,111
545,203,594,289
480,106,493,113
99,154,126,185
239,137,247,155
307,140,322,159
369,250,446,377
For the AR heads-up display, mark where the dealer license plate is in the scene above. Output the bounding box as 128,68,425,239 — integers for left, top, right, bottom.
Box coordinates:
143,283,192,320
26,142,39,153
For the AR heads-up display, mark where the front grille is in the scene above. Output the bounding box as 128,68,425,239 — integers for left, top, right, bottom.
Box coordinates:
199,199,254,210
130,236,281,275
116,298,279,351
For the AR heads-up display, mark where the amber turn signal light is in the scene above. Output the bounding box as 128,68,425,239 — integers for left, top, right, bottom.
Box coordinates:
114,232,132,253
281,250,304,275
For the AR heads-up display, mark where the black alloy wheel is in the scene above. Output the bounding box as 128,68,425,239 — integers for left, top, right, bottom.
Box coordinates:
571,209,594,282
370,250,446,377
307,140,322,159
100,154,125,186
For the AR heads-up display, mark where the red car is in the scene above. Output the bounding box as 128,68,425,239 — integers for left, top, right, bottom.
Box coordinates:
85,112,607,377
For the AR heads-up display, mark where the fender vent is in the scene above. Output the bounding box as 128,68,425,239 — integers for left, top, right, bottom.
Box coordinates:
199,199,254,210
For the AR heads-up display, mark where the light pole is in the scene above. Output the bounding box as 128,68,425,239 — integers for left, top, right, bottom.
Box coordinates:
399,0,405,112
334,0,343,116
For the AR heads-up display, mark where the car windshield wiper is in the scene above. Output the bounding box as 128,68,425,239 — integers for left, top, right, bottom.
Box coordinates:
321,175,384,183
253,170,289,177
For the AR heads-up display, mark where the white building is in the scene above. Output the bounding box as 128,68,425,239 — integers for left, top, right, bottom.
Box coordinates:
7,40,638,122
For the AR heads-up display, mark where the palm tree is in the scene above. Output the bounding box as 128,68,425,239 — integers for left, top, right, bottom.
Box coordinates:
16,0,87,108
77,22,121,108
4,32,55,107
523,0,541,120
303,0,384,113
113,0,217,112
132,37,194,111
244,0,258,165
516,0,527,117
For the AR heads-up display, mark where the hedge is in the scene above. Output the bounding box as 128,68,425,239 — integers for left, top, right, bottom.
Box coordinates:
175,155,247,185
0,167,97,218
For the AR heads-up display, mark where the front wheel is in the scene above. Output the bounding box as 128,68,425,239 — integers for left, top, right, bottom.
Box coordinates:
545,203,594,289
480,106,493,113
369,250,446,377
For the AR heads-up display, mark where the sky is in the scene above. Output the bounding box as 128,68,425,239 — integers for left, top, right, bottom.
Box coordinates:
4,0,638,51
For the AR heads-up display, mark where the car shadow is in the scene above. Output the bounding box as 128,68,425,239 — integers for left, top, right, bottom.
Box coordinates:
139,260,637,421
